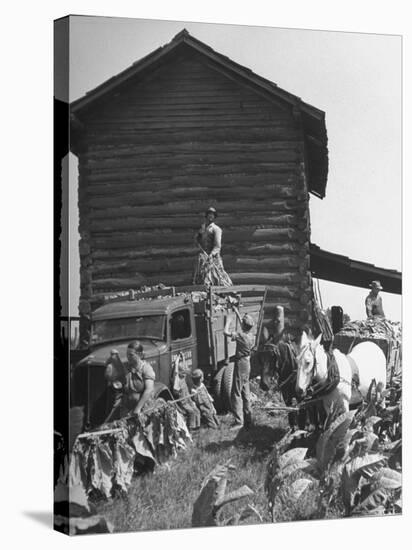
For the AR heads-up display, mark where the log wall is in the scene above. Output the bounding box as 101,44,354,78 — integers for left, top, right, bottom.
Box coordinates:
76,51,313,336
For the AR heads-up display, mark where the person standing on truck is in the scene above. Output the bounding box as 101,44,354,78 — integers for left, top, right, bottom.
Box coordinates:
104,340,156,422
224,310,255,429
193,206,232,287
365,280,385,319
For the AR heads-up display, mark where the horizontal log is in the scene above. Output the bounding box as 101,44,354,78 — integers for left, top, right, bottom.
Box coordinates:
114,82,267,96
88,111,290,125
82,185,304,203
88,214,301,233
135,78,283,99
90,254,302,277
90,241,306,261
89,227,307,249
86,195,306,215
85,163,299,185
87,140,300,158
225,272,307,285
96,107,290,122
120,76,271,92
91,246,198,261
86,150,299,172
101,93,277,107
109,101,288,118
103,88,268,101
85,186,303,204
246,243,307,257
83,127,301,147
85,125,300,140
89,268,308,289
84,173,302,193
87,187,301,210
89,121,292,139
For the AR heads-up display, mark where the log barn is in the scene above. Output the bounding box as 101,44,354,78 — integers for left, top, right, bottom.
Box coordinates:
70,29,329,338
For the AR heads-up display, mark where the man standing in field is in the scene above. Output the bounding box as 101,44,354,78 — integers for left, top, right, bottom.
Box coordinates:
224,309,255,429
365,280,385,319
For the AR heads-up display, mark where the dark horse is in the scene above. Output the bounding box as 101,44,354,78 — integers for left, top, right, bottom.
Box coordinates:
259,341,325,430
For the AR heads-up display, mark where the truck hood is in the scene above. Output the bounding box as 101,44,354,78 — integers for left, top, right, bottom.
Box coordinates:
76,340,168,368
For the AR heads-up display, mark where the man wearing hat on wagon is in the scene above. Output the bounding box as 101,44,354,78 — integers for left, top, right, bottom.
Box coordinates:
224,309,255,428
192,206,232,287
365,280,385,319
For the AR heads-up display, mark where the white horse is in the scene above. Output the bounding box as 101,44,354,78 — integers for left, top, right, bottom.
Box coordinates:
292,331,387,415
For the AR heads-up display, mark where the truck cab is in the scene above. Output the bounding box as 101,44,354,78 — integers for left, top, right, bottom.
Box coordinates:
72,293,198,426
71,285,267,426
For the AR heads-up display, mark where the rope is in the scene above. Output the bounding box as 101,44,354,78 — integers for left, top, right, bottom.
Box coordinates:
316,278,324,310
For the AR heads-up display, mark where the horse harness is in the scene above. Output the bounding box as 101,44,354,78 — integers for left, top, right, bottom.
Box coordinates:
298,344,343,399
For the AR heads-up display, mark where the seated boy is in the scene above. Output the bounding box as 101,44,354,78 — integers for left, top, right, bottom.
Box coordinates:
190,369,220,429
171,354,200,432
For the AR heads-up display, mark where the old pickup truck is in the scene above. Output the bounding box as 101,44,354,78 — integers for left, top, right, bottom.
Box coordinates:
71,284,267,426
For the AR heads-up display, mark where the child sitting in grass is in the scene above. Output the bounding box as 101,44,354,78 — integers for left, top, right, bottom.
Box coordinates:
190,369,220,429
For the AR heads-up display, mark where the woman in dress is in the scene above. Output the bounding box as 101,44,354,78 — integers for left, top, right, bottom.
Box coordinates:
103,340,155,422
192,206,232,287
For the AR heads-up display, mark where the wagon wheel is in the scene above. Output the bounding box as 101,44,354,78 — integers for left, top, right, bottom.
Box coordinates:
211,367,226,413
221,363,235,413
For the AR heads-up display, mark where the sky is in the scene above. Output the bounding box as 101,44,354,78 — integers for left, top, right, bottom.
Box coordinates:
64,16,402,321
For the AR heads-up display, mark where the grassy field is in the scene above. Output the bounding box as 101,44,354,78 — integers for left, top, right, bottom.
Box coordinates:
95,385,288,532
88,377,402,532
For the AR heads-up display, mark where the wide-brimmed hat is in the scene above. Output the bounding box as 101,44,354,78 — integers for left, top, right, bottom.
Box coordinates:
205,206,217,217
369,280,383,290
242,314,255,328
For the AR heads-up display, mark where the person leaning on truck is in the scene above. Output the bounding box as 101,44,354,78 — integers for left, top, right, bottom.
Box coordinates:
104,340,155,422
365,280,385,319
224,310,255,429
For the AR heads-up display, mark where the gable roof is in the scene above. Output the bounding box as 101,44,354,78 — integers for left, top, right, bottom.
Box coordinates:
71,29,329,198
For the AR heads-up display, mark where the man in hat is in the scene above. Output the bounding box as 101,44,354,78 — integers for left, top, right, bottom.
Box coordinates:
192,206,232,287
365,281,385,319
224,310,255,428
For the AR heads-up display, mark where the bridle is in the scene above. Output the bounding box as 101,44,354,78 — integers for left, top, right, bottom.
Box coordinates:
296,343,318,385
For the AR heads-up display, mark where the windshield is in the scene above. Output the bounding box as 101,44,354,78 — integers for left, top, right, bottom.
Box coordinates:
91,315,165,345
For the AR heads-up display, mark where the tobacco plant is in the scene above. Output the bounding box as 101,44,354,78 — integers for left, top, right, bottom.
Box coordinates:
265,380,402,521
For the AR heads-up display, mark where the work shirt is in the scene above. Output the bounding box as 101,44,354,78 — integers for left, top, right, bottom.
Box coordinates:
107,359,155,418
230,330,255,371
195,222,222,255
124,361,156,395
365,293,385,318
192,383,215,408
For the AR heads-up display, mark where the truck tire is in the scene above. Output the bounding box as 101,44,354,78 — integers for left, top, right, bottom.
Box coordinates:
222,363,235,412
211,367,226,413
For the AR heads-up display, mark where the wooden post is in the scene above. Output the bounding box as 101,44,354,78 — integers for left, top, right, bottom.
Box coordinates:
273,305,285,341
